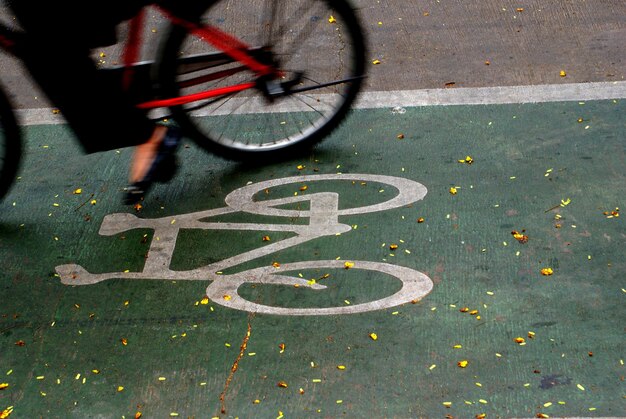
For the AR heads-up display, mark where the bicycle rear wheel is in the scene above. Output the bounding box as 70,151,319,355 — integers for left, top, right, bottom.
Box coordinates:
0,86,21,202
158,0,366,160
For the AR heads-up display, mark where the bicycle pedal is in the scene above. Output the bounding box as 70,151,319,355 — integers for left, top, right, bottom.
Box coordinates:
259,79,284,99
258,72,304,101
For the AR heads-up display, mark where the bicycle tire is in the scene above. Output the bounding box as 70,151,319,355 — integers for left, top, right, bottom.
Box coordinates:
0,86,21,202
157,0,366,160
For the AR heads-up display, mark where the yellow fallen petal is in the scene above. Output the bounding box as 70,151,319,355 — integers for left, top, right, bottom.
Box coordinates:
1,407,14,419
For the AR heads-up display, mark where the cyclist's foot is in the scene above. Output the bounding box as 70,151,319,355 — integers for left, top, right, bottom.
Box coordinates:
123,126,181,205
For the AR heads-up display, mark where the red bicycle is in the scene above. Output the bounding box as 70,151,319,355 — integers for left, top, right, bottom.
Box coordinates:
0,0,366,200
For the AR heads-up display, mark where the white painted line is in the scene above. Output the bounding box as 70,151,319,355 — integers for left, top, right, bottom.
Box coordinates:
13,81,626,126
354,81,626,109
56,173,434,316
15,107,67,126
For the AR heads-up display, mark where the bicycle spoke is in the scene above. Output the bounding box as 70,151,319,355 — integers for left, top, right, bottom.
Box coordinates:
271,1,319,47
278,13,328,65
287,93,327,118
181,92,236,114
211,92,257,145
178,65,248,89
290,76,363,95
264,1,282,46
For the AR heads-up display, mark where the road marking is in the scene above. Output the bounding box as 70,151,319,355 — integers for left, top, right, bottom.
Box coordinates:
14,81,626,126
356,81,626,108
55,174,433,316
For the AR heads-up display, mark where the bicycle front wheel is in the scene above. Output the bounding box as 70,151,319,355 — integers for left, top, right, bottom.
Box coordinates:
0,86,21,202
158,0,366,160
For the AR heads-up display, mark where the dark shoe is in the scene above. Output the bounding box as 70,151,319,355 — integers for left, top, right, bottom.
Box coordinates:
123,127,181,205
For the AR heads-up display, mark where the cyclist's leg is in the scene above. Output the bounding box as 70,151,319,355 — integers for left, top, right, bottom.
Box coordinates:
10,2,185,203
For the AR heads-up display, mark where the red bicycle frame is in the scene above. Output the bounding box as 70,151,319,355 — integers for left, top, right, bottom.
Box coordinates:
124,7,277,110
0,6,289,111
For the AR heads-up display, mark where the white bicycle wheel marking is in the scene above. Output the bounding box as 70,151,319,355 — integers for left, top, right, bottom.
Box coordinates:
56,174,433,315
206,260,433,316
224,173,427,217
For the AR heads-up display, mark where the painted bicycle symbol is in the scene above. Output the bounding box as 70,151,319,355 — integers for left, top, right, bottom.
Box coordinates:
56,174,433,315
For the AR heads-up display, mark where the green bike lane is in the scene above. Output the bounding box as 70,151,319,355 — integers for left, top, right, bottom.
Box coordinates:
1,98,624,418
